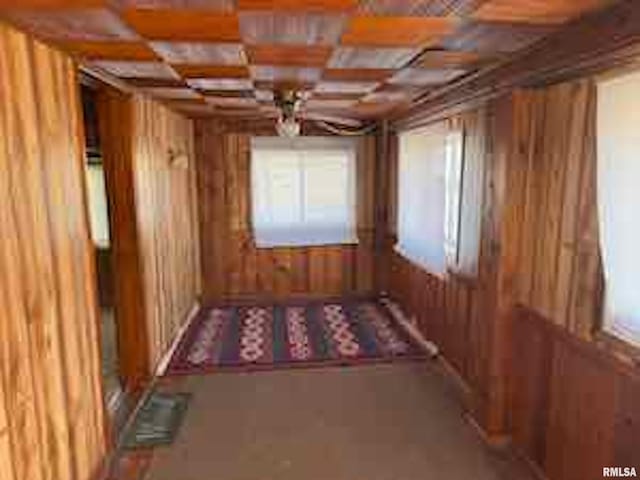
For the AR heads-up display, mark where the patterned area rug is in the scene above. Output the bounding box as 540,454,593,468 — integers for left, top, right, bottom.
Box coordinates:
165,298,426,375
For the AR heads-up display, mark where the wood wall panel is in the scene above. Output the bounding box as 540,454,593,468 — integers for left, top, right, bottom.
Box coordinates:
0,21,105,480
512,308,640,480
99,89,201,384
383,105,497,428
388,75,638,478
131,96,201,369
195,119,377,302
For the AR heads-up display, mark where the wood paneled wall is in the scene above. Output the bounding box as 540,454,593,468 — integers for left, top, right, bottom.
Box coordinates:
386,77,640,478
0,21,105,480
381,105,503,432
195,119,376,302
131,96,200,370
100,91,201,381
511,307,640,480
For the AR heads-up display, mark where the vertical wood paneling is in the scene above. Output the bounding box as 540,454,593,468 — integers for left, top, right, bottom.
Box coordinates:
386,77,637,478
383,105,501,431
131,96,200,369
0,21,105,480
195,119,377,301
99,90,200,383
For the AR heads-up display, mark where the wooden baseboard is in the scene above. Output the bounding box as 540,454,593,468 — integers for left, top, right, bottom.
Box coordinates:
154,301,200,377
201,291,377,307
464,412,511,450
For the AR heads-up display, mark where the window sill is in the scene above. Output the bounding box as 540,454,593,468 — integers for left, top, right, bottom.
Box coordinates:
254,237,359,249
593,330,640,369
393,244,447,280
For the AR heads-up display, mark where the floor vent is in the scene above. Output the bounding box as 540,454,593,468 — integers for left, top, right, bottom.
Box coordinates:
122,392,190,449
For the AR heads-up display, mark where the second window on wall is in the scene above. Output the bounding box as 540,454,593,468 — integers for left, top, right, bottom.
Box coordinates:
251,136,357,248
396,120,483,278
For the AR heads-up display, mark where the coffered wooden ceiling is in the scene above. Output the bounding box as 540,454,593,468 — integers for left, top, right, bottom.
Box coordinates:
0,0,616,119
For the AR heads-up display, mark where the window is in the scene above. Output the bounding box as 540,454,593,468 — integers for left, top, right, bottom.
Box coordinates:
444,128,465,271
446,126,483,278
597,69,640,347
396,123,448,275
251,136,357,248
397,122,481,278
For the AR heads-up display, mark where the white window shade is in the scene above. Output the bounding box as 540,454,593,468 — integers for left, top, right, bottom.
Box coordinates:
597,70,640,347
445,127,483,277
396,123,447,276
251,136,357,248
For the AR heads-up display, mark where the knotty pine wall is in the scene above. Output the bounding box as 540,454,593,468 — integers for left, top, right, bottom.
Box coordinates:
100,90,201,383
381,104,503,433
506,81,639,480
195,119,376,302
131,96,201,371
385,80,640,479
0,21,106,480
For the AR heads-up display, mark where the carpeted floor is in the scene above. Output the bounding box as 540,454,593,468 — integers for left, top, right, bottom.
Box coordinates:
143,363,536,480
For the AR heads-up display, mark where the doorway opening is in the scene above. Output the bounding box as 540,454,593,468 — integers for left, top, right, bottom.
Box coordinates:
80,83,122,408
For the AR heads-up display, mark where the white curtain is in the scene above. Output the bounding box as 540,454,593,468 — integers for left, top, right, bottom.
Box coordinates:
251,136,357,248
445,127,483,277
597,70,640,347
396,123,447,276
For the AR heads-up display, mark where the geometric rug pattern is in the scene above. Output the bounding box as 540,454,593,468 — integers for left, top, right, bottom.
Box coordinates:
165,298,426,375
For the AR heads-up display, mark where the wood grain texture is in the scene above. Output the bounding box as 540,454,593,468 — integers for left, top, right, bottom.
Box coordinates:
0,21,106,480
130,95,201,369
382,105,495,428
195,119,377,302
511,308,640,480
340,16,454,47
386,78,633,478
98,89,201,385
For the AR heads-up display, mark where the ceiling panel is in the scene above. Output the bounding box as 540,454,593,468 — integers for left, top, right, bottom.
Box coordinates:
314,80,378,94
362,90,411,103
250,65,321,82
55,40,159,60
311,91,365,100
340,16,455,47
122,9,240,41
187,78,254,90
118,0,235,10
142,87,202,98
411,48,488,68
387,67,467,86
197,89,255,97
442,21,554,54
205,96,259,108
322,68,393,82
236,0,358,11
246,45,331,66
172,64,249,78
90,60,179,78
150,42,246,64
472,0,612,25
253,79,315,92
124,77,187,87
328,47,419,69
239,12,347,45
305,98,357,110
3,8,137,41
254,89,275,101
357,0,486,17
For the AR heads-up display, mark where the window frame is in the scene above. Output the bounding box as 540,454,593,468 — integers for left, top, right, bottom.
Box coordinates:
250,136,358,249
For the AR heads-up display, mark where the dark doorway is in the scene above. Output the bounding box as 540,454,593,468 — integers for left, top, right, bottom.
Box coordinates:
80,83,122,407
